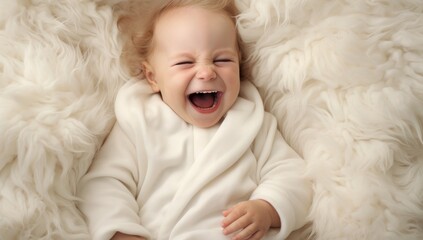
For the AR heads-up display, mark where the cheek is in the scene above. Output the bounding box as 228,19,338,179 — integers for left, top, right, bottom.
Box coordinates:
221,67,240,84
159,76,188,102
226,64,240,76
227,68,241,98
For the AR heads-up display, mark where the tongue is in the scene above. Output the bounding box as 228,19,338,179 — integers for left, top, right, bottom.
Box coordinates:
189,93,215,108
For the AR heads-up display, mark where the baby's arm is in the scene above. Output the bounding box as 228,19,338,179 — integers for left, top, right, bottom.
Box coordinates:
77,123,151,240
231,113,311,239
221,199,280,240
111,232,146,240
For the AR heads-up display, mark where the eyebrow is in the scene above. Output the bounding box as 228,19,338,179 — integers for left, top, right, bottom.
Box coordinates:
170,52,192,60
170,48,238,59
214,48,238,56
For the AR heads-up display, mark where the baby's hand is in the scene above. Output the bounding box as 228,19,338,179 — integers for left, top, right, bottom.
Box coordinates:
221,200,280,240
111,232,146,240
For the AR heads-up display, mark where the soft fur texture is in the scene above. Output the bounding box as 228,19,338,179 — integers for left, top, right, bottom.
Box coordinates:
0,0,422,239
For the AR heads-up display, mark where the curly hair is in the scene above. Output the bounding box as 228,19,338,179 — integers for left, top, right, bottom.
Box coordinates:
116,0,248,79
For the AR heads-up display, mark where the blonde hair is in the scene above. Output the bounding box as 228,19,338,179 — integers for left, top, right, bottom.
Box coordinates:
117,0,248,79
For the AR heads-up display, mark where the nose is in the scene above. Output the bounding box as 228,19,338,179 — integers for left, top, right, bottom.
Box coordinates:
196,64,216,81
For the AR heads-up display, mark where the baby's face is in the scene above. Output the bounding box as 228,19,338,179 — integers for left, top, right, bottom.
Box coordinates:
144,6,240,128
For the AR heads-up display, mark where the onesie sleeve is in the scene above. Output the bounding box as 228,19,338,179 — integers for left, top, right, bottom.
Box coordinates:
77,122,151,240
250,113,312,239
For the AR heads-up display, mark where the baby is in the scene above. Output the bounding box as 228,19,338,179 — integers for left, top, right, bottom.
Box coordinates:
77,0,311,239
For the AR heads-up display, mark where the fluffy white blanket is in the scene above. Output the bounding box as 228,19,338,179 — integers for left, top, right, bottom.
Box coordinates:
0,0,422,239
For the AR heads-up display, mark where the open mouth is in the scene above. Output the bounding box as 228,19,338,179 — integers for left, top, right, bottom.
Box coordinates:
188,91,222,110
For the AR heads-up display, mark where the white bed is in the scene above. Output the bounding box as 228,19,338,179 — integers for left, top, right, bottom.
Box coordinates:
1,0,422,239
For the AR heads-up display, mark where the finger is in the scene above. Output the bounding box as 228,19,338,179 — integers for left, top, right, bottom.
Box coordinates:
246,230,264,240
222,207,233,217
232,223,258,240
221,207,246,228
223,214,251,236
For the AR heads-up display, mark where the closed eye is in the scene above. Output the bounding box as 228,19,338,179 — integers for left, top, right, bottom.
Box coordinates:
175,61,194,66
214,59,232,63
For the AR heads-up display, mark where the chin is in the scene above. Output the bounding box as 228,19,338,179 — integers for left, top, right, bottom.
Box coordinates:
190,118,221,128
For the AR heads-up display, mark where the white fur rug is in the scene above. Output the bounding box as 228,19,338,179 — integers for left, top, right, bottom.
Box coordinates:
1,0,422,239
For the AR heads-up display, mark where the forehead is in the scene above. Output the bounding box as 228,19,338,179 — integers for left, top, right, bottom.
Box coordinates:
153,6,237,51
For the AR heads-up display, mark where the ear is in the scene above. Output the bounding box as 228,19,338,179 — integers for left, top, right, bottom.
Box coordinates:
142,61,160,93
